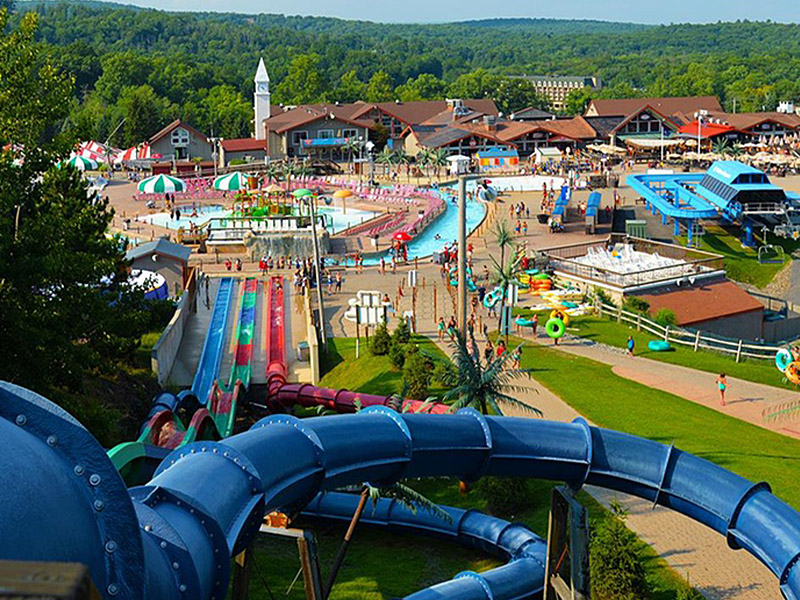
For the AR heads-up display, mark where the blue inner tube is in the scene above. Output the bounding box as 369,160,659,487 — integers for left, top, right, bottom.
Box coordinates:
648,340,672,352
515,318,535,327
562,301,578,309
776,349,793,372
525,269,539,275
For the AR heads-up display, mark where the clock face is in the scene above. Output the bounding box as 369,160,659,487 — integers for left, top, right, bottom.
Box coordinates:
257,83,269,93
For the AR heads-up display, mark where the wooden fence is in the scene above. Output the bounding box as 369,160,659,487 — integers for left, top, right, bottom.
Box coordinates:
594,300,782,362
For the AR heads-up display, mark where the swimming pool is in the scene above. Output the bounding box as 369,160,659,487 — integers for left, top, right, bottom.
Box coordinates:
144,205,230,231
465,175,567,192
362,193,486,265
316,206,379,233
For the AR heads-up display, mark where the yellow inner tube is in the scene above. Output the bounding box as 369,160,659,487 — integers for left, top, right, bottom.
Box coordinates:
787,362,800,385
549,308,570,326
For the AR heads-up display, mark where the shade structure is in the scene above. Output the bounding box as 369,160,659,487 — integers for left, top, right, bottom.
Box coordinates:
213,172,248,191
293,188,314,198
264,184,284,194
59,155,98,171
116,144,151,163
138,174,186,194
393,231,413,242
333,189,353,198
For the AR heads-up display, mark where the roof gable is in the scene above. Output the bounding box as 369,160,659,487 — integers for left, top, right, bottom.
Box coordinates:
149,120,208,145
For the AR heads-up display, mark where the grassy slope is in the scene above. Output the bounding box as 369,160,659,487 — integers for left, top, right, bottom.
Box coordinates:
508,334,800,509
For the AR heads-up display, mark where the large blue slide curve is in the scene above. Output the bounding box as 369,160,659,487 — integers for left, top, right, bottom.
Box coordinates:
2,383,800,600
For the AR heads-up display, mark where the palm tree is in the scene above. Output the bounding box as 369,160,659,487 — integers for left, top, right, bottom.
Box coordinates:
343,138,361,171
493,219,514,275
490,252,522,338
430,148,449,180
391,148,411,182
263,162,280,185
442,329,539,416
376,147,394,178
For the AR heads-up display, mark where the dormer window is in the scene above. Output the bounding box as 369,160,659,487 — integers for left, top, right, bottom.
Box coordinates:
171,128,190,148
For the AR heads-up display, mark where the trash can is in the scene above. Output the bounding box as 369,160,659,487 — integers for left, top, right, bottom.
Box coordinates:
297,341,310,362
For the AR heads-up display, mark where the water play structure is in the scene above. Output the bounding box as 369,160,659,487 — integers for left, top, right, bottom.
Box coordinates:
3,274,800,600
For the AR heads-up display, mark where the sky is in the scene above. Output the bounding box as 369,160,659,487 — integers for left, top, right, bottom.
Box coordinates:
107,0,796,24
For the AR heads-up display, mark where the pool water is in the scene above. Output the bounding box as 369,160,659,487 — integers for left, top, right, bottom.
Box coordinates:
144,205,230,231
362,193,486,265
144,203,377,233
465,175,567,192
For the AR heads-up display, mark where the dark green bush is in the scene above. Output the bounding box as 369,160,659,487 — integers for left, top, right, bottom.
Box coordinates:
369,322,391,355
476,477,533,517
594,287,615,307
392,319,411,345
389,340,407,368
653,308,676,327
589,504,649,600
623,296,650,314
403,348,432,399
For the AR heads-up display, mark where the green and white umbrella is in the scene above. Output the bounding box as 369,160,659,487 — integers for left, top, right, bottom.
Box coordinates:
137,174,186,194
213,172,248,191
58,155,99,171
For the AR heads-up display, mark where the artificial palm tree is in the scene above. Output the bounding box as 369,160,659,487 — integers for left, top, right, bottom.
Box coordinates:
376,147,394,178
493,219,514,276
431,148,449,180
263,162,279,185
442,329,539,416
490,251,522,338
391,148,411,182
343,138,361,170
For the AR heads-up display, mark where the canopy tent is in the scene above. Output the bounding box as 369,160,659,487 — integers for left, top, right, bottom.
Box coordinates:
677,121,736,139
586,143,626,156
624,138,684,149
137,174,186,194
116,143,151,163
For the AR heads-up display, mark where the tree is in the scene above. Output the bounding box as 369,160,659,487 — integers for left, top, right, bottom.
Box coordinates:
202,84,252,139
442,330,539,416
494,77,551,115
119,84,170,147
0,12,155,402
564,87,594,115
448,68,500,100
275,53,327,105
395,73,447,101
334,69,366,103
492,219,515,335
589,503,649,600
365,70,394,102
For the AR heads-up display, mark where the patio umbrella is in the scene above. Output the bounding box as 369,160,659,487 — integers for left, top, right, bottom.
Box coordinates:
293,188,314,198
333,189,354,198
58,155,99,171
213,172,248,191
265,184,284,194
138,174,186,194
393,231,412,242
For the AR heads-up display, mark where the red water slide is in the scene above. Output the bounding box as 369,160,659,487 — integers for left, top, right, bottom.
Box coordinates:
264,276,449,414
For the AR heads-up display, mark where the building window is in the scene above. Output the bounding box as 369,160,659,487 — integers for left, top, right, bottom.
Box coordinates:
171,128,190,148
343,128,358,139
318,129,334,139
291,130,308,146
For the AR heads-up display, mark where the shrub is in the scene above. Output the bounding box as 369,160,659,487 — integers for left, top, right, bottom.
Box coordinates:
476,477,532,517
623,296,650,314
369,322,391,355
594,286,615,307
653,308,676,327
392,319,411,345
432,360,457,387
589,504,649,600
403,348,432,399
389,340,407,369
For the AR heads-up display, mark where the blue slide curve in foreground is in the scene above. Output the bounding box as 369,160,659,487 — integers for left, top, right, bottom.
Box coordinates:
1,382,800,600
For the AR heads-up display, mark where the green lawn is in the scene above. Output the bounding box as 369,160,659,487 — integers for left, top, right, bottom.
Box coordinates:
319,335,450,397
678,224,796,288
515,310,795,391
508,334,800,509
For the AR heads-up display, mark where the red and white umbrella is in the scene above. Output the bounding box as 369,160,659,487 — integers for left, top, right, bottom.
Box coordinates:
77,141,108,163
116,143,151,163
393,231,413,242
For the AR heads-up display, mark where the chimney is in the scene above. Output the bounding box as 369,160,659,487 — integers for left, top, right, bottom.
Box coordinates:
484,115,497,132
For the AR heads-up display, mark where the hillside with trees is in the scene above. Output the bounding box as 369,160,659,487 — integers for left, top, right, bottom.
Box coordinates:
12,1,800,143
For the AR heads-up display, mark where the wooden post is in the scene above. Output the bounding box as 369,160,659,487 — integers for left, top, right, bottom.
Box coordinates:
616,305,622,323
694,330,701,352
736,339,743,363
434,286,438,324
231,546,254,600
636,314,641,331
664,325,670,342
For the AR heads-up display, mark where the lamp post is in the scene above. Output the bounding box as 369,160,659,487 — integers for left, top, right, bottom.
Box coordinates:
660,124,665,164
457,175,468,336
307,194,327,352
210,136,220,178
694,109,708,163
104,118,126,178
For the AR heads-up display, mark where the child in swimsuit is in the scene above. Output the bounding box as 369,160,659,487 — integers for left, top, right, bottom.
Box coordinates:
716,373,727,406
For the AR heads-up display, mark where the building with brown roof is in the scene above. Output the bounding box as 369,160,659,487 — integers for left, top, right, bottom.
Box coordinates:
219,138,269,165
148,119,213,162
585,96,723,118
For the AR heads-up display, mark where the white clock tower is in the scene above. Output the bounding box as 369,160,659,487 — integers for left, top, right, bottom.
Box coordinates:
254,57,271,140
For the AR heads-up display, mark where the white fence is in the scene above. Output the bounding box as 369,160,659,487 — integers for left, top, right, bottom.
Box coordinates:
151,268,197,385
594,300,781,362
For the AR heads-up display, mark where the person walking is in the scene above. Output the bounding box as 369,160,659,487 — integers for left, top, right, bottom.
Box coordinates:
380,256,386,275
716,373,728,406
627,335,635,357
437,317,445,342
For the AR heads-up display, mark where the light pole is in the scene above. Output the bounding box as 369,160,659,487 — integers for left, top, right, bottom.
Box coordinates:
210,136,220,178
694,109,708,164
307,194,327,352
104,118,126,178
457,176,467,336
660,124,665,164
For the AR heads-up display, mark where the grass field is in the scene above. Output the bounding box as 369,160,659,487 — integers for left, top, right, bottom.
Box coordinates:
508,334,800,509
678,224,796,288
514,307,795,390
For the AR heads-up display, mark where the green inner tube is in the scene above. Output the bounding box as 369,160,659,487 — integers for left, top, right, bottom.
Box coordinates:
533,273,551,280
545,318,565,339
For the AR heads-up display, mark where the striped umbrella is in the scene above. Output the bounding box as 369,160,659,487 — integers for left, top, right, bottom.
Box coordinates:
58,155,99,171
213,172,248,191
137,174,186,194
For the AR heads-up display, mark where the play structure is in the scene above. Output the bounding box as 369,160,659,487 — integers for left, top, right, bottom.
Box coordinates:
5,274,800,600
627,160,800,245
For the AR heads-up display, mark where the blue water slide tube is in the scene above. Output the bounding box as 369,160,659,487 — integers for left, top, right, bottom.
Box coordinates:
2,385,800,600
303,492,547,599
191,277,234,404
626,174,718,219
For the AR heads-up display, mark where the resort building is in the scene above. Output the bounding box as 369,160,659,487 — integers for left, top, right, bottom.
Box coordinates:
516,75,601,111
148,119,214,162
